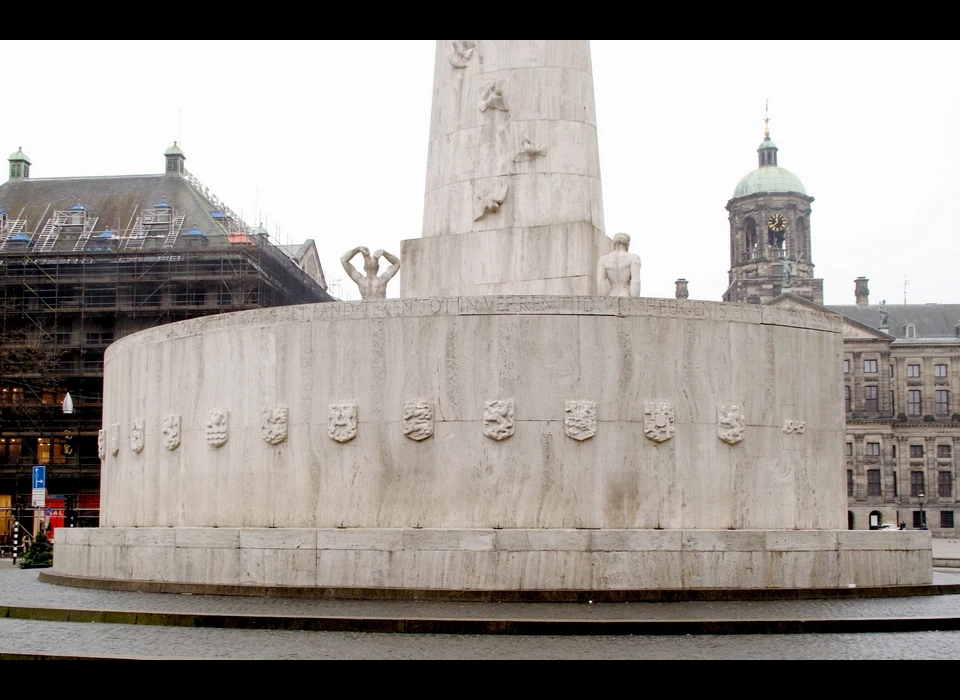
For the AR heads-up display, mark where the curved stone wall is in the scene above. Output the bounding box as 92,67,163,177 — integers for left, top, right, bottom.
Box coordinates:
95,295,847,532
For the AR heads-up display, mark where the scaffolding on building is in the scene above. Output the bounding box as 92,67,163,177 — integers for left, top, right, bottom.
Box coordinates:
0,199,330,534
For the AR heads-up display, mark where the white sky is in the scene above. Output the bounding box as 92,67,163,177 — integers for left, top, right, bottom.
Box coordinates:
6,40,959,306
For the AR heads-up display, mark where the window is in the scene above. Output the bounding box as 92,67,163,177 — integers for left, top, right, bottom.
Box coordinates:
0,438,22,465
218,283,232,307
907,364,920,378
893,471,898,497
890,391,895,415
908,390,922,416
5,386,25,403
867,470,881,496
939,471,953,498
83,286,116,307
892,444,897,459
936,390,949,416
935,364,948,378
938,445,952,459
865,385,878,412
843,359,850,373
847,470,854,497
942,511,955,529
866,442,880,456
913,511,925,528
910,444,924,459
845,442,853,457
37,438,66,465
890,364,895,378
41,387,67,406
864,359,878,373
845,386,851,412
84,332,114,346
911,471,925,496
135,284,161,307
55,332,71,345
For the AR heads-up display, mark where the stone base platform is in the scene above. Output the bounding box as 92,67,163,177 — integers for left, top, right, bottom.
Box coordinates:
52,528,932,591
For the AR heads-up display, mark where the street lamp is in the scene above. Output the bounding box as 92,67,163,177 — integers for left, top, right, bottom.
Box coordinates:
918,491,926,530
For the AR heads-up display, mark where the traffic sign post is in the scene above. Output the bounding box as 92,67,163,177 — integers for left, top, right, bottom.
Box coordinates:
31,466,46,508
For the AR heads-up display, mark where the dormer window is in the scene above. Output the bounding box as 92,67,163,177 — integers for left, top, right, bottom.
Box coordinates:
905,324,917,338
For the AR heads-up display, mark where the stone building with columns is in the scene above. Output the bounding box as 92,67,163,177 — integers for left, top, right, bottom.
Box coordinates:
829,290,960,533
717,124,960,535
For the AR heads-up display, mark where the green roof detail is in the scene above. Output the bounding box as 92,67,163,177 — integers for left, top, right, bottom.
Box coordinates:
8,147,31,164
733,166,807,198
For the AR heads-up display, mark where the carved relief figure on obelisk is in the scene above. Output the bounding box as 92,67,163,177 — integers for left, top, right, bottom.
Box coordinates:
341,246,400,300
401,40,613,298
596,233,641,297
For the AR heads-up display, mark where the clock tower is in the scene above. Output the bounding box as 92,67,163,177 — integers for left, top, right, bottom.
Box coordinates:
723,115,822,305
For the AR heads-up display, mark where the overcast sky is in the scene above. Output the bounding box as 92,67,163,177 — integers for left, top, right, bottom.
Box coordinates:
6,40,958,306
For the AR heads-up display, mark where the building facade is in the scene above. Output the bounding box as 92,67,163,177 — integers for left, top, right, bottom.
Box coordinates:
0,144,334,544
723,127,959,535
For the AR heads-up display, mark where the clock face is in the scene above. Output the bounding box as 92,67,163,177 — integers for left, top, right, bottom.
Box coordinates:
768,213,786,232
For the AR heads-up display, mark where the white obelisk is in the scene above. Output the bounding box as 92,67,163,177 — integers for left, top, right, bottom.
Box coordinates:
400,40,612,297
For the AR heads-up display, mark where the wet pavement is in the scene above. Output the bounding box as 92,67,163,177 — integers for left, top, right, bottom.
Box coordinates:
0,539,958,659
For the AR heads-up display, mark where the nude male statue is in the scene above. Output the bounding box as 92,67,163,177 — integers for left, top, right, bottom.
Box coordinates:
596,232,641,297
341,246,401,300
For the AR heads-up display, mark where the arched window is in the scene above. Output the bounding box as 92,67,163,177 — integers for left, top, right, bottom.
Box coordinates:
794,216,806,260
744,218,757,261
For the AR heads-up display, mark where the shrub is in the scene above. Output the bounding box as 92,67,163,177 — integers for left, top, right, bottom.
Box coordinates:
19,530,53,569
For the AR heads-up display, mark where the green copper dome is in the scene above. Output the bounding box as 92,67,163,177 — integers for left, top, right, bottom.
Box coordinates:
8,147,31,163
733,166,807,198
164,141,185,156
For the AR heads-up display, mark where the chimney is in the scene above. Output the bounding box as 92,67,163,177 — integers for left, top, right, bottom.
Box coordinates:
675,279,689,300
854,277,869,306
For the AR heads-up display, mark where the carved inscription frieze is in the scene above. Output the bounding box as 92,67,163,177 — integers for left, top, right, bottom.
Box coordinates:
644,401,675,442
130,419,145,454
783,420,806,434
162,414,181,450
448,40,476,68
483,399,515,441
97,429,106,460
261,405,289,445
329,403,358,443
717,404,745,445
403,400,434,441
109,423,120,457
206,409,229,447
564,399,596,441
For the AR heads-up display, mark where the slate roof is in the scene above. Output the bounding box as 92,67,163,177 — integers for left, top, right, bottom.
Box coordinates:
0,174,245,254
826,303,960,339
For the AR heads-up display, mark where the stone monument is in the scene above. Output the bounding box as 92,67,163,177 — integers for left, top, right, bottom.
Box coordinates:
341,246,400,300
597,232,641,297
52,40,930,593
400,40,612,297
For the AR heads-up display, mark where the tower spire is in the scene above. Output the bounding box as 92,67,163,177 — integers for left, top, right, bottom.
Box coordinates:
764,99,771,138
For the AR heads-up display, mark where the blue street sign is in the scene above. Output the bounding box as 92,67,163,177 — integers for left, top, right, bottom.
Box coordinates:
32,465,45,489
